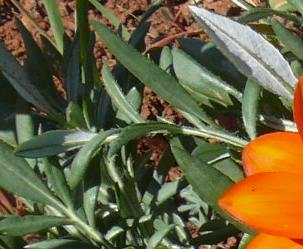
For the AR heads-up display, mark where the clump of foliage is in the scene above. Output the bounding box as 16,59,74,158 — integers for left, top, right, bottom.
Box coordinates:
0,0,302,248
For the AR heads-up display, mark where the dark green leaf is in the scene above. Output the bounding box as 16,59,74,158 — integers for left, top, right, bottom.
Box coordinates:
170,137,253,233
66,102,86,128
0,43,64,123
0,144,60,207
272,20,303,61
146,225,174,249
27,239,98,249
0,215,71,236
15,130,96,158
42,158,73,208
242,79,261,140
102,64,144,124
109,123,180,156
239,8,302,24
69,129,120,189
91,21,216,126
89,0,130,41
16,19,64,112
172,47,242,105
76,0,89,69
43,0,65,53
178,38,245,88
64,34,81,102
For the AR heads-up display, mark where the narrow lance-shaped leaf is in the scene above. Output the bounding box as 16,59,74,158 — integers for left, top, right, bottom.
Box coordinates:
16,19,65,112
89,0,130,41
69,129,120,189
170,137,253,234
65,34,82,102
172,47,242,105
289,0,303,15
102,64,144,124
15,130,97,158
272,20,303,61
146,225,175,249
0,144,60,208
91,20,216,126
43,0,65,53
42,158,73,208
0,215,71,236
189,6,297,99
26,239,99,249
242,79,261,140
239,8,302,24
0,43,64,123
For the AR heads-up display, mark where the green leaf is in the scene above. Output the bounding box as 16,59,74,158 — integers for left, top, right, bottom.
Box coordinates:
89,0,130,41
16,19,64,112
170,137,233,205
289,0,303,15
159,46,173,74
172,47,242,105
242,79,261,140
109,122,247,157
0,235,25,249
83,186,98,228
272,20,303,61
238,233,254,249
0,43,64,123
76,0,89,69
156,180,184,206
178,38,245,88
64,34,82,102
190,6,297,99
0,144,60,207
66,102,86,129
146,225,175,249
42,158,73,208
109,123,180,156
0,215,70,236
15,130,96,158
15,102,34,144
43,0,65,53
69,129,120,189
26,239,98,249
102,64,144,124
91,20,216,126
239,8,302,24
170,137,253,233
15,100,36,167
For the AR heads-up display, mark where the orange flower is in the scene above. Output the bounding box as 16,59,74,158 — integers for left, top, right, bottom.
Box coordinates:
219,77,303,248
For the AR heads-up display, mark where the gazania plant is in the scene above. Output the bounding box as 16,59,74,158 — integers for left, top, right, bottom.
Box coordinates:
0,0,303,248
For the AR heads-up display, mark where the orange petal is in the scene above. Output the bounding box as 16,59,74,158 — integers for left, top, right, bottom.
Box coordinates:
246,234,303,249
242,132,303,176
219,172,303,238
294,76,303,138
